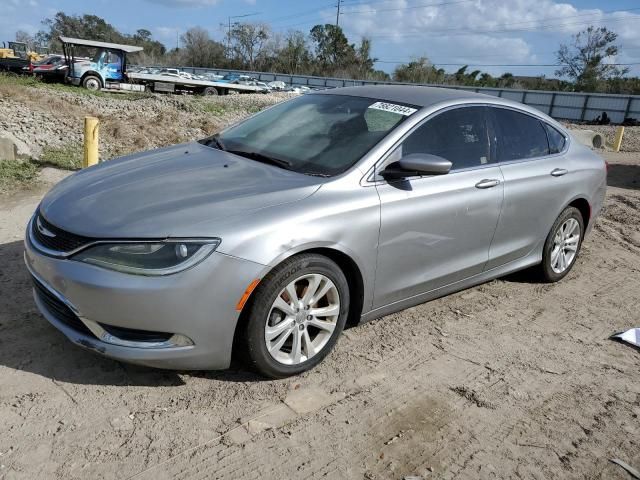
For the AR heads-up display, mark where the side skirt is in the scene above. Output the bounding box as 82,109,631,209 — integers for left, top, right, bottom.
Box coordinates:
359,249,542,324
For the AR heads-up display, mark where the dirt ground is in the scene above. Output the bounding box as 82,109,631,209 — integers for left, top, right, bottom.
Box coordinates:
0,151,638,480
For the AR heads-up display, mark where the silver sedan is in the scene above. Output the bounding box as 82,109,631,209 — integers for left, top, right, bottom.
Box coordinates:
25,86,607,378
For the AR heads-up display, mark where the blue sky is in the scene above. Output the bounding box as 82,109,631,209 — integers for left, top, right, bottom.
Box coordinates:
4,0,640,77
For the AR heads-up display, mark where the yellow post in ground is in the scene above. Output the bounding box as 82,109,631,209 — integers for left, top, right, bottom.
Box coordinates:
83,116,99,168
613,126,625,153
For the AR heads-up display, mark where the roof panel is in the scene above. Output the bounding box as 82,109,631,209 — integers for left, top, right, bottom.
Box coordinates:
59,36,143,53
314,84,495,108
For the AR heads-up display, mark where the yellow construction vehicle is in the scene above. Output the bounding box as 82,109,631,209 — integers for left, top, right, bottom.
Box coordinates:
0,42,48,73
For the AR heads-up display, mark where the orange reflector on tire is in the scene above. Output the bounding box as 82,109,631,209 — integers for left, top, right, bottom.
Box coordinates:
236,279,261,311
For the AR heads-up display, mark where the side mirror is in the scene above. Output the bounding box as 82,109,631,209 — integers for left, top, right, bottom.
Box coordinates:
380,153,452,179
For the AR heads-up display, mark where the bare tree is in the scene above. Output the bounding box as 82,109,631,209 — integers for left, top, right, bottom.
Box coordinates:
229,22,269,70
180,27,225,68
556,26,628,91
272,30,310,74
15,30,36,50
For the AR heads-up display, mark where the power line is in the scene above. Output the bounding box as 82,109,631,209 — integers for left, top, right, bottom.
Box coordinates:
227,12,260,57
263,2,336,25
265,0,470,31
366,11,640,38
373,61,640,66
341,0,476,15
269,4,640,36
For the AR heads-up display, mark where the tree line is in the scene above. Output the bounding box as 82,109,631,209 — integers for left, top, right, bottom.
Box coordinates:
14,12,640,94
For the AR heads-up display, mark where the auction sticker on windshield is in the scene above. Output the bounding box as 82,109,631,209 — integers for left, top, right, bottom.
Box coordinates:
368,102,417,116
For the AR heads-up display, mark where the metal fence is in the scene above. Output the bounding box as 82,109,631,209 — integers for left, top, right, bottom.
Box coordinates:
149,65,640,124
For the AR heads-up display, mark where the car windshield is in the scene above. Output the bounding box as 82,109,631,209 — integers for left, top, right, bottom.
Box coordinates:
207,94,418,176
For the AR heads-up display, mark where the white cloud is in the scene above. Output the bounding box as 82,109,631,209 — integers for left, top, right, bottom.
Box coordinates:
332,0,640,73
154,26,181,41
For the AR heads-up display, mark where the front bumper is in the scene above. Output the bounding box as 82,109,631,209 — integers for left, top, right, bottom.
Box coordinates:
24,229,266,370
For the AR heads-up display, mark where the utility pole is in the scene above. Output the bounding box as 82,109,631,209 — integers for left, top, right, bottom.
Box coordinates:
227,17,231,57
336,0,342,26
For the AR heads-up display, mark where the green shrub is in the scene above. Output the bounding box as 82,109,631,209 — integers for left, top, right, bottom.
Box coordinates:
0,160,39,192
37,144,83,170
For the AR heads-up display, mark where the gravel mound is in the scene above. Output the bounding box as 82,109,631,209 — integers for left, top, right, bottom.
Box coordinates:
2,82,639,164
562,123,640,152
0,84,294,160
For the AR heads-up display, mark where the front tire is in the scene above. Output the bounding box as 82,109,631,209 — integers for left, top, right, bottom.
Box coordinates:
82,75,102,91
242,254,349,379
540,206,584,282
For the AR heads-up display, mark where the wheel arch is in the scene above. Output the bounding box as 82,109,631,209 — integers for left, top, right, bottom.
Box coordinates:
231,245,366,360
80,71,103,87
567,197,591,230
302,247,365,328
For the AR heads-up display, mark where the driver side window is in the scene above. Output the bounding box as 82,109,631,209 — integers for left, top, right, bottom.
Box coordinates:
391,106,492,171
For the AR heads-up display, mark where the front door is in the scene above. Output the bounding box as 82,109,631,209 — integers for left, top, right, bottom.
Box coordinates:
373,106,503,308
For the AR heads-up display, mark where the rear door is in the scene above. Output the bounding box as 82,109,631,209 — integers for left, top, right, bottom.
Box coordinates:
485,107,573,269
373,106,504,308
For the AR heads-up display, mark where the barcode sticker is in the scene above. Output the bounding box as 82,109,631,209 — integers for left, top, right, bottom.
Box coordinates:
368,102,417,116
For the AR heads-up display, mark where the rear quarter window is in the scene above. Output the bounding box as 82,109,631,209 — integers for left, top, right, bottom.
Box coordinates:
492,108,550,162
545,124,567,154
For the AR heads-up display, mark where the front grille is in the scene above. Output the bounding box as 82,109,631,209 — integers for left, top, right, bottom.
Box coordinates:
31,276,96,338
32,213,93,253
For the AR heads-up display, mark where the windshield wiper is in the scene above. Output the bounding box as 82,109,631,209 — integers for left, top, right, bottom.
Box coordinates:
199,135,226,151
226,150,293,170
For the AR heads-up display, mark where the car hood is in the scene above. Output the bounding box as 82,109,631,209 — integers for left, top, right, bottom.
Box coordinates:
39,142,322,238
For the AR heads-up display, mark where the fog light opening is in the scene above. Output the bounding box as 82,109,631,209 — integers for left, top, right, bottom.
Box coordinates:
169,334,194,347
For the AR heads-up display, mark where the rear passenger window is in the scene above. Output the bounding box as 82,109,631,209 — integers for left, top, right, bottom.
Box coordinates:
492,108,550,161
545,124,566,154
399,107,491,170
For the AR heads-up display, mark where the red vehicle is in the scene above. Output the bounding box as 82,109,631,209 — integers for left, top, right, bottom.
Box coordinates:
31,55,67,81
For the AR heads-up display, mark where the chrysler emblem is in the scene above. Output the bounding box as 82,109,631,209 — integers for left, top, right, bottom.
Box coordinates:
36,217,56,238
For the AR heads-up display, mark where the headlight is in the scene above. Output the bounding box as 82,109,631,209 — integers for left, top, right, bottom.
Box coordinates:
73,239,221,276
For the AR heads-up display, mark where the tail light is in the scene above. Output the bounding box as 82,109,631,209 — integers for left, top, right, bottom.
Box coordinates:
605,160,609,173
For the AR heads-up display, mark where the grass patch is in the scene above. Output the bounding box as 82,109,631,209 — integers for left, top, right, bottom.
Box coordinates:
0,72,153,100
0,160,39,192
200,103,227,115
37,144,83,170
0,143,82,192
0,73,42,88
0,72,102,97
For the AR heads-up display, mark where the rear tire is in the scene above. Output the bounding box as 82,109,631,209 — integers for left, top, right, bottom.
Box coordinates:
241,254,349,379
539,206,584,282
203,86,218,96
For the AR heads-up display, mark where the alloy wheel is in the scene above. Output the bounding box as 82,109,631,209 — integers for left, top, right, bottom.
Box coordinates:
264,273,340,365
550,218,580,274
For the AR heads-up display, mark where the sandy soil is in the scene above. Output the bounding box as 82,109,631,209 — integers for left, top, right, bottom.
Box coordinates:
0,152,638,480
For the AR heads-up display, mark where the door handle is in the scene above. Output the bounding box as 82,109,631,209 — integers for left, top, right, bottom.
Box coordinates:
550,168,569,177
475,179,501,189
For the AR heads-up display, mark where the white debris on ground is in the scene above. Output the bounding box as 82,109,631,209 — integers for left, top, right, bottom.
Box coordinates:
612,328,640,349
